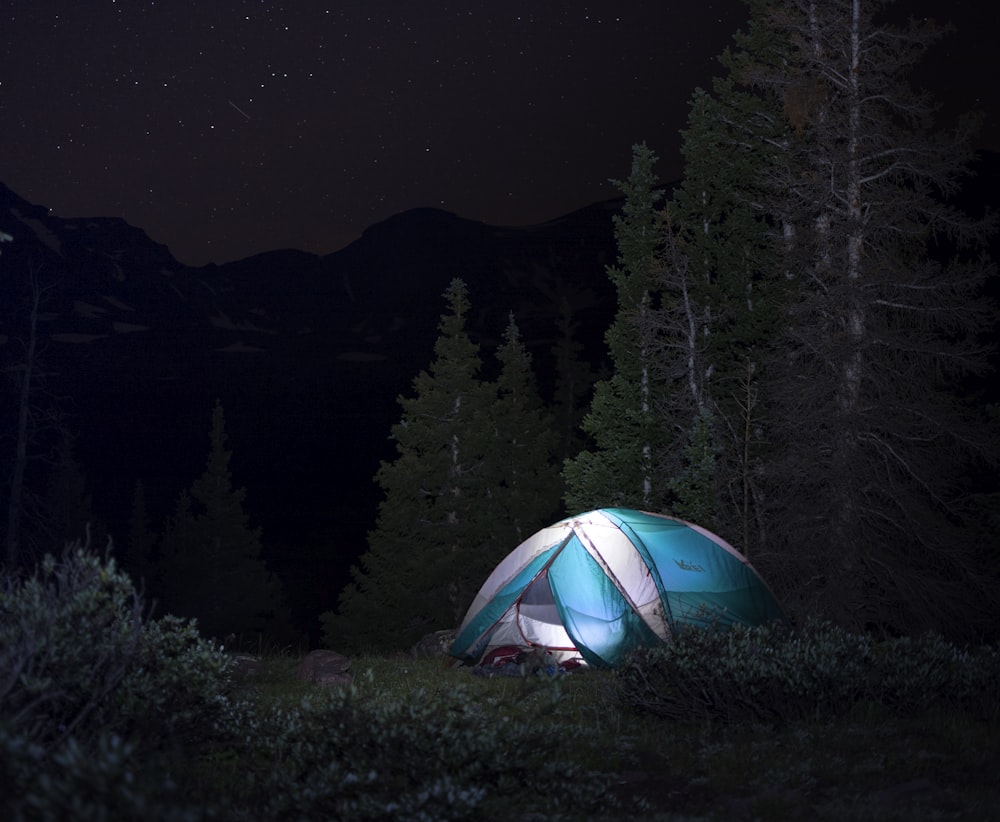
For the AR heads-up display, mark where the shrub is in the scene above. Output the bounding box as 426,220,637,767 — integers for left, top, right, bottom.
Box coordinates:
1,541,235,819
115,614,236,748
1,543,145,745
1,541,234,749
867,633,1000,719
615,619,1000,724
238,682,614,820
0,725,204,822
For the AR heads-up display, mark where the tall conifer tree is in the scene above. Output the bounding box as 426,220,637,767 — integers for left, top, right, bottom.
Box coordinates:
563,145,674,512
702,0,997,633
550,295,601,463
488,313,561,553
125,480,155,590
326,279,494,650
157,402,288,643
661,24,790,546
326,286,564,651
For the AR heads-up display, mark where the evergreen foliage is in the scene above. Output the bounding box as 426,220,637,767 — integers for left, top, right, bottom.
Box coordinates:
0,542,233,749
666,62,788,549
325,283,561,652
1,545,997,819
488,313,562,551
246,684,614,820
41,443,95,548
616,619,1000,724
573,1,997,637
717,0,998,634
125,480,155,592
0,542,235,820
670,406,719,527
549,294,602,463
327,280,495,650
563,144,675,512
157,402,289,644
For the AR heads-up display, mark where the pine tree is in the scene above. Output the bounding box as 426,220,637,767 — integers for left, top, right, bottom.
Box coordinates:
660,23,791,547
41,442,97,547
488,313,562,552
550,294,602,463
325,285,567,652
708,0,998,634
157,402,288,643
670,406,719,527
563,144,674,512
125,480,155,591
325,280,495,651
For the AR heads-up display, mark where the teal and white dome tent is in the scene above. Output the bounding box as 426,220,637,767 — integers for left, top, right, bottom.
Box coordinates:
450,508,785,669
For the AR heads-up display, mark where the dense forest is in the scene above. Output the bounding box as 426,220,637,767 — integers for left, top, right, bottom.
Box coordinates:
3,0,997,651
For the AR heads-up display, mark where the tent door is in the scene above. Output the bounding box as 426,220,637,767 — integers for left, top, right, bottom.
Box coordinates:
515,569,576,651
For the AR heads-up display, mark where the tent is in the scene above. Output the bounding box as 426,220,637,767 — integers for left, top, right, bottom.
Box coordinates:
450,508,784,669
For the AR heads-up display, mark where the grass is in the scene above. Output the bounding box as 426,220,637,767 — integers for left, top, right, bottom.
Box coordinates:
229,654,1000,820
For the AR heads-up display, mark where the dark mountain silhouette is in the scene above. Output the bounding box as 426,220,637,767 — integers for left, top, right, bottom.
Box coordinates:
0,182,620,630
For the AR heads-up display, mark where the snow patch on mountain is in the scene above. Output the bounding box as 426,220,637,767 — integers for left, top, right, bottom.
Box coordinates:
216,341,266,353
74,300,108,318
103,296,135,311
51,333,107,344
12,209,62,255
112,321,149,333
210,311,276,334
338,351,389,363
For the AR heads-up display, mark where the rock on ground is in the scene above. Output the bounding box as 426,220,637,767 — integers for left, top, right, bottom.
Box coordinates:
295,649,353,687
410,629,457,658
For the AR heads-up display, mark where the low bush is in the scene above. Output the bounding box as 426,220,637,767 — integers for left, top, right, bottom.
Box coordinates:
615,619,1000,724
237,681,615,820
5,543,996,819
1,542,235,819
0,725,205,822
2,543,614,819
866,632,1000,717
1,543,145,746
115,614,235,748
1,542,234,749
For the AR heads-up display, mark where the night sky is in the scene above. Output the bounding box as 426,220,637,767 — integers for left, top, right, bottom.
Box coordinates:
3,1,997,267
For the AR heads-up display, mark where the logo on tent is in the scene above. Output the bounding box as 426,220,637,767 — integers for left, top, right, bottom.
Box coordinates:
674,559,705,572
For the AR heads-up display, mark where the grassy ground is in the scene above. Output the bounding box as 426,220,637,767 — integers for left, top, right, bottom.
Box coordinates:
235,653,1000,821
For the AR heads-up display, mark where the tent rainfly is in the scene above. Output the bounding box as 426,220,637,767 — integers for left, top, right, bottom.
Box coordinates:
450,508,785,669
